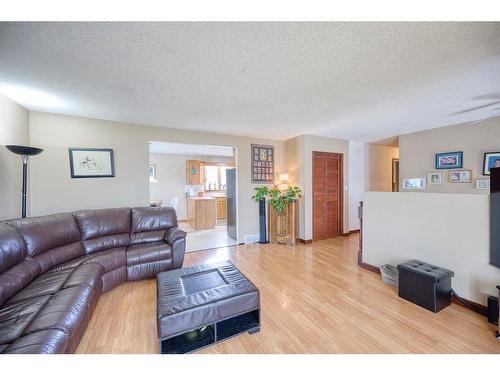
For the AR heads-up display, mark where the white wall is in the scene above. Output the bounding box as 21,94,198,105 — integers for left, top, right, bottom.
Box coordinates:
149,153,193,220
348,141,399,231
149,153,233,220
0,93,29,220
399,117,500,194
27,111,285,243
365,144,399,192
363,191,500,305
285,136,306,237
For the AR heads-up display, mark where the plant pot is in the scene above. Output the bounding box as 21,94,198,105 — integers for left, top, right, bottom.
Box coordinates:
258,199,268,244
268,199,299,245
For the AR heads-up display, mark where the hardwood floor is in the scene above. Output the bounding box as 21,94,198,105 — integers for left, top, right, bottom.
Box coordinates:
75,235,500,354
179,222,237,252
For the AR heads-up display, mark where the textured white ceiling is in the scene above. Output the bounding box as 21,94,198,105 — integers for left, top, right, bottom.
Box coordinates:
1,22,500,141
149,141,234,156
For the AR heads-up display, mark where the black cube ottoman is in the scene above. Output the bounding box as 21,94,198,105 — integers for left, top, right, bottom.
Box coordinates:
156,261,260,354
397,260,454,313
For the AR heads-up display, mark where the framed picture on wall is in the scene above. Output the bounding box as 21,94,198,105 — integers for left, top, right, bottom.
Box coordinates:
483,152,500,175
68,148,115,178
476,179,490,190
251,144,274,183
435,151,463,169
402,177,426,190
427,172,442,184
149,164,158,183
449,170,472,183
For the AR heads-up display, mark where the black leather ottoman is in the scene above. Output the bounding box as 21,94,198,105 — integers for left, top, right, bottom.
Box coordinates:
397,260,454,313
156,261,260,354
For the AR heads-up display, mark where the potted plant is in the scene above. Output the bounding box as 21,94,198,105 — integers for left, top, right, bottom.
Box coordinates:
252,185,302,245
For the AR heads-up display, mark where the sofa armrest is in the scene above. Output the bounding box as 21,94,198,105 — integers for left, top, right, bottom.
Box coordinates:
165,227,187,245
165,227,187,269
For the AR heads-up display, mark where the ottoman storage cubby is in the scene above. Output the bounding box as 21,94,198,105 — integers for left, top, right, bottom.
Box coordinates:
397,260,454,313
157,261,261,354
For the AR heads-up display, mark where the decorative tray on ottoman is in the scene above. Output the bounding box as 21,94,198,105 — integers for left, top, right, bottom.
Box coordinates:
156,261,261,354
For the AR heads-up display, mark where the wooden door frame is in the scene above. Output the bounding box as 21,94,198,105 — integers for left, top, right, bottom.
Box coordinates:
312,151,344,241
392,158,399,192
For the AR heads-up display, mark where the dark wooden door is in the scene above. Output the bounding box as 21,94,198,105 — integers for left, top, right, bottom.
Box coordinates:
313,151,343,240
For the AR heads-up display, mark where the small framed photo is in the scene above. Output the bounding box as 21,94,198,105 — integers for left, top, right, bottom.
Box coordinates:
449,170,472,183
149,164,158,183
402,177,426,190
435,151,463,169
483,152,500,175
427,172,442,185
69,148,115,178
149,164,156,178
476,179,490,190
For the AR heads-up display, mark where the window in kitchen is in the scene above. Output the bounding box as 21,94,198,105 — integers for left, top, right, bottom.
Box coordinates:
204,165,231,191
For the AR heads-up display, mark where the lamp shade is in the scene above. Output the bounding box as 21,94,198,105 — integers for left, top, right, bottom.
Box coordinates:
5,145,44,219
6,145,43,156
278,173,289,183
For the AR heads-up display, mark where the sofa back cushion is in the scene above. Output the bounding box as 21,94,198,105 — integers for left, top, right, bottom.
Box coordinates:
73,208,131,254
6,214,84,273
0,223,26,273
130,207,177,245
0,223,41,306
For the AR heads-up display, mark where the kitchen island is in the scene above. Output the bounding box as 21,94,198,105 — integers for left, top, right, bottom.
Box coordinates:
186,196,216,230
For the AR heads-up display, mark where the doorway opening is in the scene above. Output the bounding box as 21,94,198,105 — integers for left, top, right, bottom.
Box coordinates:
149,141,238,252
312,151,343,241
392,158,400,192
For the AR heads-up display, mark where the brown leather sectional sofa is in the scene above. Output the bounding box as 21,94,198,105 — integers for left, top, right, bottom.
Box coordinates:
0,207,186,354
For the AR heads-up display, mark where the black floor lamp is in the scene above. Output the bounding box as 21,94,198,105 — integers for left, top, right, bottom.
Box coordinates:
5,145,43,218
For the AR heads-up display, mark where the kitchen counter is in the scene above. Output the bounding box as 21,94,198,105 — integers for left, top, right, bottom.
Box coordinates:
186,197,216,230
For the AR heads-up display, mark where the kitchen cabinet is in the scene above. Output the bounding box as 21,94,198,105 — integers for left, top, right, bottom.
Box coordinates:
216,197,227,220
187,197,216,230
186,160,204,185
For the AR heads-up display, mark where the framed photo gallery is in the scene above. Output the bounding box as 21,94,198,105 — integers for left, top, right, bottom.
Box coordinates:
251,144,274,183
404,150,500,190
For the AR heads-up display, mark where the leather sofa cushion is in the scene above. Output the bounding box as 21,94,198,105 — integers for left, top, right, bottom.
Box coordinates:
127,259,171,282
49,248,126,274
6,263,104,306
132,207,177,232
81,233,130,254
7,214,81,257
102,266,126,293
74,208,132,253
0,223,27,273
0,295,51,345
127,241,172,266
0,258,41,307
6,268,74,305
25,285,93,336
85,249,126,273
74,208,131,240
3,329,69,354
62,263,104,290
32,241,85,273
165,227,187,245
130,207,177,245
